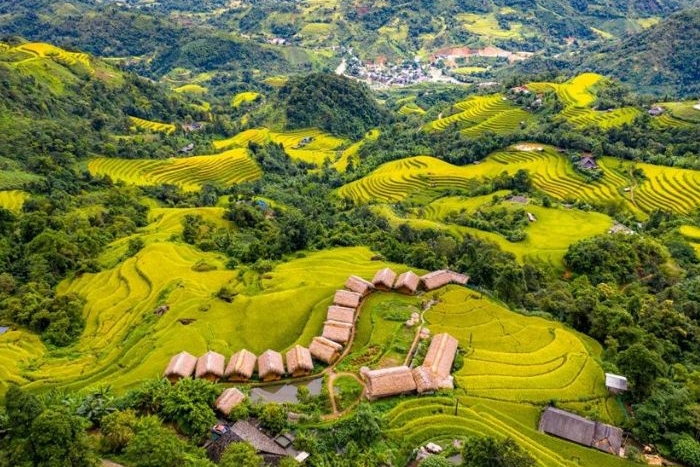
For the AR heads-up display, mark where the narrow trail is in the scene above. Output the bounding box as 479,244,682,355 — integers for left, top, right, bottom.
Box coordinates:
403,299,437,366
324,371,366,420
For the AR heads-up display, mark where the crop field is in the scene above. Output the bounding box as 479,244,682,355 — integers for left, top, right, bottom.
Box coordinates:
660,101,700,123
15,42,92,72
173,84,208,94
651,113,695,129
425,94,528,136
680,225,700,256
232,91,261,107
398,103,426,115
88,148,262,191
456,13,523,38
0,190,29,212
128,116,177,135
264,76,288,87
332,129,380,173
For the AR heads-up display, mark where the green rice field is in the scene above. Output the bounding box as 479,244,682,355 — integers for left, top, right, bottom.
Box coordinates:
128,116,177,135
425,94,530,136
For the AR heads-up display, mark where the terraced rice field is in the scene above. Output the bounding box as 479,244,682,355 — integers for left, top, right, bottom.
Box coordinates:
680,225,700,257
129,116,177,135
88,148,261,191
426,94,528,136
456,13,523,38
527,73,640,129
625,160,700,214
332,129,380,173
0,190,29,212
232,91,261,107
398,103,426,115
651,113,695,129
660,101,700,123
264,76,288,87
16,42,92,71
173,84,208,94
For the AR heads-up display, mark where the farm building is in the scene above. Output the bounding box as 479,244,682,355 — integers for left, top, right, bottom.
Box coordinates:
539,407,624,456
421,270,469,291
196,351,226,382
326,305,355,324
372,267,397,291
394,270,420,294
333,289,362,308
578,155,598,170
286,345,313,377
309,336,343,364
345,275,374,296
648,106,664,116
605,373,628,394
412,366,439,394
362,366,418,400
215,387,246,416
258,350,285,382
322,320,353,344
206,420,287,464
163,351,197,383
225,349,257,382
422,333,459,389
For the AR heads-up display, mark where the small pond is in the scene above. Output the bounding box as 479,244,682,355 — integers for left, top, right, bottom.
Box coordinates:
250,377,323,404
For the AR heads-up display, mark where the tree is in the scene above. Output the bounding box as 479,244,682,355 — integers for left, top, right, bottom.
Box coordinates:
124,419,187,467
99,409,139,454
462,436,535,467
219,442,263,467
28,408,98,467
616,343,668,400
160,378,218,440
258,402,288,435
4,385,44,434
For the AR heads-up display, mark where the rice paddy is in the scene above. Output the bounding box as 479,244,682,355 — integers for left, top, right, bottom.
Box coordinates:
15,42,92,72
173,84,208,94
656,101,700,124
456,13,523,38
425,94,530,136
0,190,29,212
232,91,261,108
88,148,262,191
128,116,177,135
398,103,426,115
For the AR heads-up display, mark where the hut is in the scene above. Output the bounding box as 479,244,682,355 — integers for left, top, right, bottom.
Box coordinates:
309,336,343,364
605,373,628,394
394,270,420,294
215,387,246,416
412,366,438,394
345,275,374,296
362,366,418,400
539,407,624,455
163,351,197,383
326,305,355,324
258,350,285,382
333,290,362,309
207,420,287,464
224,349,257,382
195,351,225,382
372,267,397,291
286,345,313,377
422,333,459,388
322,320,353,345
421,270,469,291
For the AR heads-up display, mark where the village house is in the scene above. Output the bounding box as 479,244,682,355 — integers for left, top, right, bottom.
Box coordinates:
362,366,418,400
309,336,343,364
224,349,257,382
345,275,375,296
605,373,628,394
196,351,226,382
372,267,397,291
163,351,197,383
539,407,624,456
326,305,355,324
333,289,362,308
322,320,353,345
648,106,665,116
422,333,459,389
206,420,288,464
394,270,420,295
258,350,285,382
286,345,313,377
421,269,469,291
578,154,598,170
215,387,246,416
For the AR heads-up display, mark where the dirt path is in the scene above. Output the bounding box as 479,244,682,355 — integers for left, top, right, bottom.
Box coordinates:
403,299,437,366
324,371,366,419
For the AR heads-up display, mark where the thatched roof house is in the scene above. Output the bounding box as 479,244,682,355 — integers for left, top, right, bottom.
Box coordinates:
258,350,285,382
333,289,362,309
421,270,469,291
412,366,439,394
163,351,197,383
423,333,458,387
224,349,257,382
539,407,624,455
394,270,420,295
362,366,418,400
286,345,313,377
345,275,374,296
206,420,287,464
195,351,225,382
372,267,397,291
326,305,355,324
309,336,343,364
322,320,353,344
215,387,246,416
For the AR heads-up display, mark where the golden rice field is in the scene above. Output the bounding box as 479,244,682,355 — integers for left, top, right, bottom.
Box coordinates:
128,116,177,135
332,129,380,173
660,101,700,123
398,103,426,115
0,190,29,212
232,91,261,108
15,42,92,71
425,94,530,136
264,76,288,87
173,84,208,94
456,13,524,38
527,73,640,129
0,244,405,394
88,148,261,191
213,128,347,165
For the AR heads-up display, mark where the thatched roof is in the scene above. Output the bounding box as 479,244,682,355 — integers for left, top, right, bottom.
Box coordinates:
539,407,596,447
412,366,438,394
333,290,362,308
215,387,246,416
345,275,374,296
286,345,313,375
163,351,197,380
309,336,343,364
326,305,355,324
423,333,458,379
421,269,469,291
362,366,417,400
195,351,225,379
224,349,257,381
372,267,397,290
230,420,287,456
605,373,628,392
395,270,420,294
322,320,353,344
258,350,284,380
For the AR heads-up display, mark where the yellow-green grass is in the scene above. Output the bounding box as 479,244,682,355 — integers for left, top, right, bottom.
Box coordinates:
264,76,288,87
128,116,177,135
618,159,700,214
659,101,700,123
15,42,92,72
453,66,488,74
426,94,516,132
636,17,660,28
456,13,523,38
680,225,700,242
332,129,380,173
0,329,46,395
398,103,426,115
1,245,406,394
173,84,208,94
88,148,261,191
0,190,29,212
232,91,261,108
379,22,409,42
651,113,695,129
385,396,633,467
298,22,335,37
